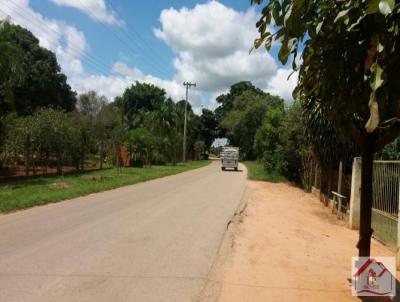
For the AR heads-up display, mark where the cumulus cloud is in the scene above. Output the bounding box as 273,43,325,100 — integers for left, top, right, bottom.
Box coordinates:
154,1,278,93
0,0,297,113
70,64,202,108
265,68,298,103
51,0,123,26
112,61,143,78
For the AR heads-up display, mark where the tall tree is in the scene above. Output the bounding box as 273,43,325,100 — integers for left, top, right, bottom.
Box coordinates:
76,91,107,119
0,20,76,116
199,109,217,151
118,81,166,129
221,89,284,159
253,0,400,256
215,81,264,137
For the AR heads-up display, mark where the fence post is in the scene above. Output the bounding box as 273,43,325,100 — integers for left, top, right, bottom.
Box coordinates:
397,179,400,269
349,157,361,229
338,161,343,194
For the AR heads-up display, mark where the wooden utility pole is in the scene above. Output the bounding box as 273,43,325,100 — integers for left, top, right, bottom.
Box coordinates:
182,82,196,162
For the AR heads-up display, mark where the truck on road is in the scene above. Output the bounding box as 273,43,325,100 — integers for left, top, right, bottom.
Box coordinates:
220,147,239,171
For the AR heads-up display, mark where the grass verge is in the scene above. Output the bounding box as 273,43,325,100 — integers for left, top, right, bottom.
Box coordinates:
243,161,286,182
0,160,210,213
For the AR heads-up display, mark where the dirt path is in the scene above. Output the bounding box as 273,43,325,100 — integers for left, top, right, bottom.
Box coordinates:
200,181,396,302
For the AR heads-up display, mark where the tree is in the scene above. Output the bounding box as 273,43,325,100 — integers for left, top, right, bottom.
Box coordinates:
252,0,400,256
278,101,311,187
125,128,157,167
118,81,166,129
221,89,284,159
1,114,33,176
215,81,265,137
377,137,400,160
194,140,206,160
31,108,72,174
199,109,217,151
0,20,76,116
254,106,286,173
0,20,24,118
76,91,107,119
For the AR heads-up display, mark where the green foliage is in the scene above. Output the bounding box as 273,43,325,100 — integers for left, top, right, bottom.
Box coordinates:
278,102,310,185
1,107,103,174
243,161,286,183
220,87,284,159
254,106,286,173
0,21,215,179
377,137,400,160
0,20,76,116
117,81,166,128
215,81,265,137
76,91,107,119
199,108,217,150
252,0,400,146
194,140,206,160
125,128,157,166
0,160,211,212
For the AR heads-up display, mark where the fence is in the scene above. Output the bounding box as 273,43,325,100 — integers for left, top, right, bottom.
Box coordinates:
349,158,400,267
371,161,400,247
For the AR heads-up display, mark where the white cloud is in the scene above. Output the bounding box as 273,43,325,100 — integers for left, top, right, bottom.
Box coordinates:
265,68,298,103
154,1,278,94
0,0,298,113
70,66,202,108
51,0,123,26
0,0,86,76
112,61,143,78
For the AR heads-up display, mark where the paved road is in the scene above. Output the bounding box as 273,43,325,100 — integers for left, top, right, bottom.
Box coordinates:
0,161,247,302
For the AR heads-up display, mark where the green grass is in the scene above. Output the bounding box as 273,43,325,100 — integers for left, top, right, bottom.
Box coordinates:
0,160,210,213
243,161,286,182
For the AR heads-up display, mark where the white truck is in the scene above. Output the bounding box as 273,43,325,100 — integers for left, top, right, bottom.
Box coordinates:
220,146,239,171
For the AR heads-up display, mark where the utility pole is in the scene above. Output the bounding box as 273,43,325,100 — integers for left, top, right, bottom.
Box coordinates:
182,82,196,162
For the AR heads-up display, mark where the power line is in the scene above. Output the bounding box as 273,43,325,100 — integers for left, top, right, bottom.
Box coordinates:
73,0,171,78
1,1,175,80
107,0,172,70
0,3,111,75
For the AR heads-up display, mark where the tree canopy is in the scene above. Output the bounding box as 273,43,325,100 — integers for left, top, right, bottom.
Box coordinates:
219,84,284,159
252,0,400,145
0,20,76,116
252,0,400,256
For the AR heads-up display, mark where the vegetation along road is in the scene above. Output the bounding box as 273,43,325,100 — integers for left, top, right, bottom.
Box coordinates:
0,160,246,302
0,160,210,212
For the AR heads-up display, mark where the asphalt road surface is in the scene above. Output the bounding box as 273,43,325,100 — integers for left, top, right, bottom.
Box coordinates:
0,161,246,302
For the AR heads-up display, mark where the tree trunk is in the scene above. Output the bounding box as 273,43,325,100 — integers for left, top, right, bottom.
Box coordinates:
57,152,62,175
24,135,30,176
115,143,120,169
80,151,85,171
99,141,104,170
357,132,375,257
326,166,333,206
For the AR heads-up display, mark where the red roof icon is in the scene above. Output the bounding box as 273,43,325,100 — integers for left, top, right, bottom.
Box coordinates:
354,258,391,278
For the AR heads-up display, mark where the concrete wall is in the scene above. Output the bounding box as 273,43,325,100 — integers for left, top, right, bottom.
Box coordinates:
349,157,361,230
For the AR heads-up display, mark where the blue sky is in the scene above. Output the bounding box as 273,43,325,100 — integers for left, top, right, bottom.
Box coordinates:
0,0,297,112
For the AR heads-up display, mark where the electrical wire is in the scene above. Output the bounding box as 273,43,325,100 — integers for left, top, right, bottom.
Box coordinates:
0,2,112,75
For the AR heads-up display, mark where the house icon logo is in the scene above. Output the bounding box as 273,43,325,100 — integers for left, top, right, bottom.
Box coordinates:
352,257,396,297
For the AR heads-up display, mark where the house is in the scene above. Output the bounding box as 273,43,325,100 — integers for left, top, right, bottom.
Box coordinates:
353,258,395,296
